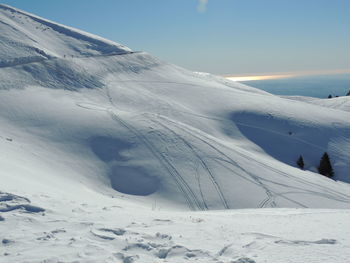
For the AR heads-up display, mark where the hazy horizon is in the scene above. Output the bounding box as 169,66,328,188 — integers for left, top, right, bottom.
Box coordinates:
238,73,350,98
226,69,350,81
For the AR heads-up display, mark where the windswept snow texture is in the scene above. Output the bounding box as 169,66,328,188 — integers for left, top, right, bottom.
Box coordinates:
2,197,350,263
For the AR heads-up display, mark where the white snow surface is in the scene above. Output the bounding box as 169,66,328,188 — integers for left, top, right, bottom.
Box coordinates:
1,5,350,262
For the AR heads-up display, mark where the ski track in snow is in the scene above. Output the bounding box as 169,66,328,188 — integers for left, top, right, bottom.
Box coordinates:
94,85,288,210
155,115,350,207
75,98,350,209
150,118,229,209
77,100,203,211
105,87,205,211
155,115,280,208
108,110,204,211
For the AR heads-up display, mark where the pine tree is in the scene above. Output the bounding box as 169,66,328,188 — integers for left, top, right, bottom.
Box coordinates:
318,152,334,178
346,90,350,96
296,155,304,169
328,94,333,98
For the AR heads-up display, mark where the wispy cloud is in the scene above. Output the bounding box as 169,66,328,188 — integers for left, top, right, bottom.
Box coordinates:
197,0,208,13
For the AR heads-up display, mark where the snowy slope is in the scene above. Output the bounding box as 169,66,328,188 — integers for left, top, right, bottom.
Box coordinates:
283,95,350,112
0,4,131,67
1,5,350,262
307,96,350,112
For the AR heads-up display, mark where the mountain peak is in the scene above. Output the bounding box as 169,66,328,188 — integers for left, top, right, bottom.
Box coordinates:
0,4,131,67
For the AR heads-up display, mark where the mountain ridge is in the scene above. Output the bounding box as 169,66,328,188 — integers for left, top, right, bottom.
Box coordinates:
0,3,131,68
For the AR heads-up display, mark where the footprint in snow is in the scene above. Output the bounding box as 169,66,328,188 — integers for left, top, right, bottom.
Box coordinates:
231,258,256,263
114,253,139,263
2,239,14,246
91,228,127,240
0,191,45,214
156,245,211,260
99,228,126,236
275,238,337,245
152,218,173,224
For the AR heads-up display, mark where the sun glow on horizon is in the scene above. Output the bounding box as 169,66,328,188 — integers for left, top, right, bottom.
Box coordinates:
226,74,294,82
225,69,350,82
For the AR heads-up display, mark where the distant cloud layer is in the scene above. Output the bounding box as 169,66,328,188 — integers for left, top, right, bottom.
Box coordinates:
197,0,208,13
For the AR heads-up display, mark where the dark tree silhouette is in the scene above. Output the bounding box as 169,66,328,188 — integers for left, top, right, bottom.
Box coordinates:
296,155,304,169
346,90,350,96
318,152,334,178
328,94,333,98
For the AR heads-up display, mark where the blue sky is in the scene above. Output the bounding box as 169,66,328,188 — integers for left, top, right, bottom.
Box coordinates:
2,0,350,75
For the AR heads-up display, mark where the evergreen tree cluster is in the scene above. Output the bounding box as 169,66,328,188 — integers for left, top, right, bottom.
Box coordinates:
296,152,334,178
318,152,334,178
296,155,304,169
328,90,350,98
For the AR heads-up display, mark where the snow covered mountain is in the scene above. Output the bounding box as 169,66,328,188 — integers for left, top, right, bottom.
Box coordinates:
1,5,350,262
1,3,350,210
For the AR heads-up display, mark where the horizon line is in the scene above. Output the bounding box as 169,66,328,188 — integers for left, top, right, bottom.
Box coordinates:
224,68,350,82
